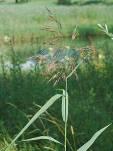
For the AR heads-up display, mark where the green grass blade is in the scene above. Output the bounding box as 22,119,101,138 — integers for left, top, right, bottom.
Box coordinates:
77,124,111,151
22,136,62,145
5,94,62,151
43,146,56,151
62,90,68,123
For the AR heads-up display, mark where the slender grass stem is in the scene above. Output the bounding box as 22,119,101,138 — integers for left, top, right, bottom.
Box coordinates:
66,59,84,79
64,77,68,151
65,121,67,151
64,58,85,151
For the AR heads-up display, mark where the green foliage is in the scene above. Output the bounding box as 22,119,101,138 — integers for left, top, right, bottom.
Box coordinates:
62,90,68,123
57,0,71,5
0,41,113,150
98,24,113,39
77,124,111,151
0,0,113,50
0,1,113,151
15,0,29,3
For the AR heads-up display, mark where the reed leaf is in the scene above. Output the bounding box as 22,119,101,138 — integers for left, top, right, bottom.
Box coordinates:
22,136,62,145
77,124,111,151
5,94,62,151
62,89,68,123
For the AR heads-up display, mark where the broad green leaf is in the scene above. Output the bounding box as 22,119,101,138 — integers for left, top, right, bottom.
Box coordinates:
77,124,111,151
62,89,68,122
5,94,62,151
22,136,62,145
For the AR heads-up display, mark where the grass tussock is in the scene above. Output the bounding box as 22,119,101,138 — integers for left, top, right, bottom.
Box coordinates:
0,38,113,150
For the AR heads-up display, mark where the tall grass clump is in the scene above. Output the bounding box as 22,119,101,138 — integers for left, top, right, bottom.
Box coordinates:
3,49,111,151
2,22,112,151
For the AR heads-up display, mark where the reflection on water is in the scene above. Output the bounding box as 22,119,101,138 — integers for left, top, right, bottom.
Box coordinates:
4,60,36,71
1,37,113,72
